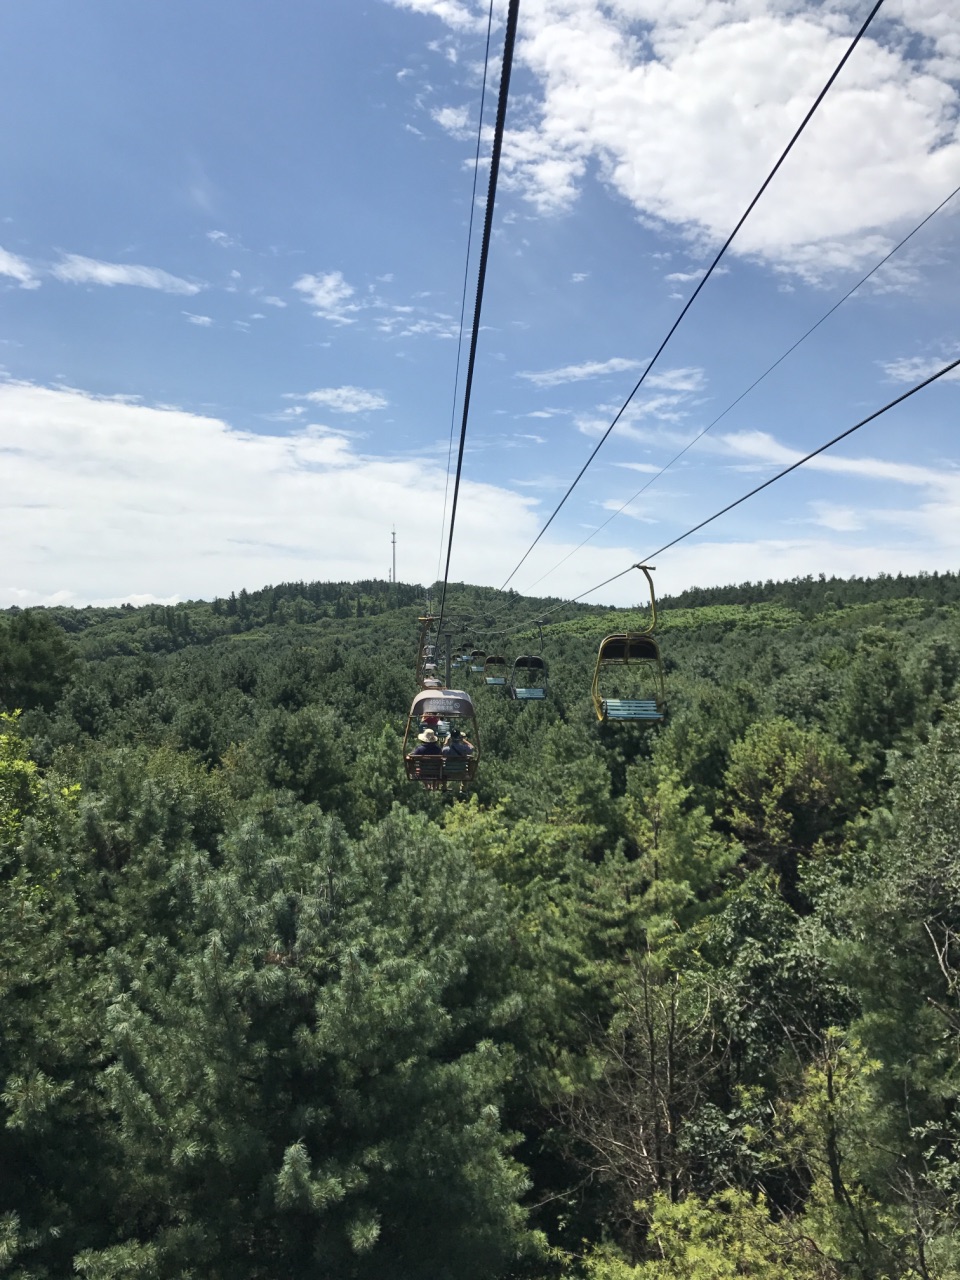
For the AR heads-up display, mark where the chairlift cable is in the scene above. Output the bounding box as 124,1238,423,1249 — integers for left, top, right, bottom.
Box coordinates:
472,353,960,643
435,0,521,644
435,0,497,587
522,350,960,609
497,0,887,593
523,178,960,593
640,354,960,563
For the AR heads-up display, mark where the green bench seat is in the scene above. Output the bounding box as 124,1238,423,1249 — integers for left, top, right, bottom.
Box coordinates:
602,699,663,721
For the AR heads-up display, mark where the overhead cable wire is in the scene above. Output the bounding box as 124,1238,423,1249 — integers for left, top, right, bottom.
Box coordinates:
539,354,960,613
468,352,960,642
435,0,521,643
523,177,960,593
498,0,887,592
639,354,960,563
435,0,497,587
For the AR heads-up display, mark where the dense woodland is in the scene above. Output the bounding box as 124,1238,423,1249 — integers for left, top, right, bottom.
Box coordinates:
2,569,960,1278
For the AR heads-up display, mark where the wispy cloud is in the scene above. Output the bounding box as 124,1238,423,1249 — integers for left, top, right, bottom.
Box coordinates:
206,229,241,249
263,295,287,307
295,386,388,414
616,461,661,474
518,356,643,387
52,254,202,295
0,245,40,290
432,104,471,133
721,430,960,490
809,502,864,532
385,0,488,33
645,367,705,393
183,312,213,326
292,270,358,323
374,312,459,340
881,353,960,384
600,498,658,523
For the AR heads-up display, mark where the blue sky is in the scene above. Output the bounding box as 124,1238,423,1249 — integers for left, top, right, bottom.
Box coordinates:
2,0,959,607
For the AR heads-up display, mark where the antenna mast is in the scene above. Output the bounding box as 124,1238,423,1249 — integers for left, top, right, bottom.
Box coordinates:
391,526,397,585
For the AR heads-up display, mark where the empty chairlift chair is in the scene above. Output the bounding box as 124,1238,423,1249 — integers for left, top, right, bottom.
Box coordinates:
591,563,666,724
482,654,508,687
591,635,665,722
470,650,486,674
509,655,547,701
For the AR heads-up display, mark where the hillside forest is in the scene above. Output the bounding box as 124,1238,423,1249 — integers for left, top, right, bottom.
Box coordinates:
2,569,960,1279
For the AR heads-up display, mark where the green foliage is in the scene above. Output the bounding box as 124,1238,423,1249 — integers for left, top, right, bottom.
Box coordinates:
0,713,40,847
725,718,858,906
575,1189,829,1279
0,611,76,713
2,572,959,1276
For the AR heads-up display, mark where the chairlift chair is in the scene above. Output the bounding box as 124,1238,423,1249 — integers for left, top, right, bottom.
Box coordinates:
403,688,480,791
509,654,548,700
591,564,666,723
482,654,508,686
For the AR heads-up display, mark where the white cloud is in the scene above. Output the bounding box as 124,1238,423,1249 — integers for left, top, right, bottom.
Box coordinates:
574,394,694,438
52,254,202,295
206,229,240,248
374,312,459,339
600,498,658,523
644,366,705,393
7,365,958,609
809,501,864,532
385,0,488,33
263,296,287,307
519,355,643,386
296,386,389,414
720,429,960,490
432,104,472,133
0,379,557,606
0,245,40,290
440,0,960,276
881,353,960,383
571,271,589,283
183,312,213,326
665,269,706,282
705,429,960,555
292,270,358,323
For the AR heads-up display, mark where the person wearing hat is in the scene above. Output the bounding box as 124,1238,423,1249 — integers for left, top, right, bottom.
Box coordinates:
442,727,474,758
411,727,442,756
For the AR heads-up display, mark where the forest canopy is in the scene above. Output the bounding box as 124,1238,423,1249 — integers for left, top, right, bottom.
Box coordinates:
2,569,959,1278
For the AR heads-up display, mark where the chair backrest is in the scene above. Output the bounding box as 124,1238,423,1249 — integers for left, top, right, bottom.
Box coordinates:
598,634,661,664
512,655,545,672
405,755,444,781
